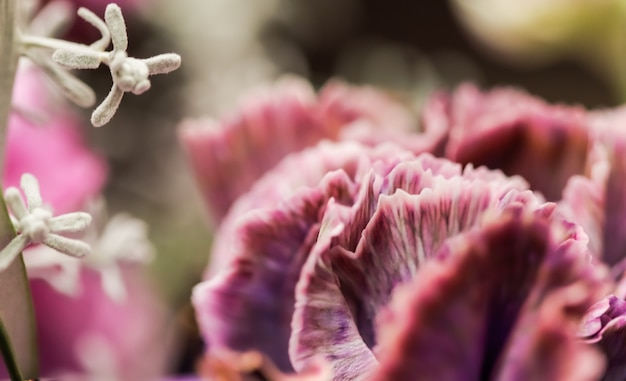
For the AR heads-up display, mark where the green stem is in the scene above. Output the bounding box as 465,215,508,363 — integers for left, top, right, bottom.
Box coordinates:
0,319,23,381
0,0,39,378
0,0,20,166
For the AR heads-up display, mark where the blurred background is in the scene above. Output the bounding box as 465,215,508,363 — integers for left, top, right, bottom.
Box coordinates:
55,0,623,375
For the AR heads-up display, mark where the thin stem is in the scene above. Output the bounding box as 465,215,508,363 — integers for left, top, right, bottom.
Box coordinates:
0,4,19,379
0,0,39,378
0,0,20,176
0,318,23,381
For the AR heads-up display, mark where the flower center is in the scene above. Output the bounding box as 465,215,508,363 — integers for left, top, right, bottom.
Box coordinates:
18,207,52,243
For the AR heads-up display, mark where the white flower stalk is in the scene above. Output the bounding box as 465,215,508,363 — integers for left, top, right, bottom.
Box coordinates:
24,198,154,302
0,173,92,271
19,2,181,127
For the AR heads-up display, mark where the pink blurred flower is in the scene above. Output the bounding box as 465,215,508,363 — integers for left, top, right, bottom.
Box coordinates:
1,63,166,380
31,268,170,381
6,62,107,213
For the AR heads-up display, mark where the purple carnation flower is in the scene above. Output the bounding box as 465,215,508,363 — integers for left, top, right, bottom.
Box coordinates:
184,80,619,380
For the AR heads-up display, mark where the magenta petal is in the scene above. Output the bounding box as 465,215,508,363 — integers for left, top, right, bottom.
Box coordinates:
560,172,605,260
371,209,607,381
31,268,169,380
289,204,377,380
193,170,356,372
289,156,539,380
601,142,626,269
334,180,498,323
559,134,626,272
434,84,589,201
6,65,108,213
207,142,415,277
580,295,626,380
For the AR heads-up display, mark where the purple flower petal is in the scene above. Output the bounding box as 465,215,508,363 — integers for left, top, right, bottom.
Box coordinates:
179,77,443,223
371,209,607,381
289,203,378,380
194,143,422,374
207,142,415,277
193,167,359,371
601,142,626,270
559,129,626,273
580,295,626,381
289,156,539,379
428,84,589,201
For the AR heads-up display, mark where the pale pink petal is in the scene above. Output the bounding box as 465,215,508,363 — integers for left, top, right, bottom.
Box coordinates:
178,77,332,221
180,77,443,223
31,267,170,380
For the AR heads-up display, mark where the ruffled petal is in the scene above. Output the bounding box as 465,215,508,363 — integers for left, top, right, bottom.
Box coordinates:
180,77,445,222
371,208,607,381
289,200,377,380
431,84,589,201
193,170,356,372
207,142,415,277
580,295,626,381
556,108,626,293
289,156,539,380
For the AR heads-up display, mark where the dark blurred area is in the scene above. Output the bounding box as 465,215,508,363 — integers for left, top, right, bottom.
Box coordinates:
264,0,613,106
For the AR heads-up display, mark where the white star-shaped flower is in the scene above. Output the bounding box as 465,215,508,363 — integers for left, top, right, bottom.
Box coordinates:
24,198,154,302
19,2,181,127
0,173,91,270
51,3,181,126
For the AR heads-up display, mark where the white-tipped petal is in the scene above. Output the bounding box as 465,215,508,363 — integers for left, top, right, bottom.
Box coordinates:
44,234,91,258
20,174,42,211
91,84,124,127
144,53,181,75
4,188,28,220
49,212,92,233
104,4,127,52
53,49,103,69
0,235,30,271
